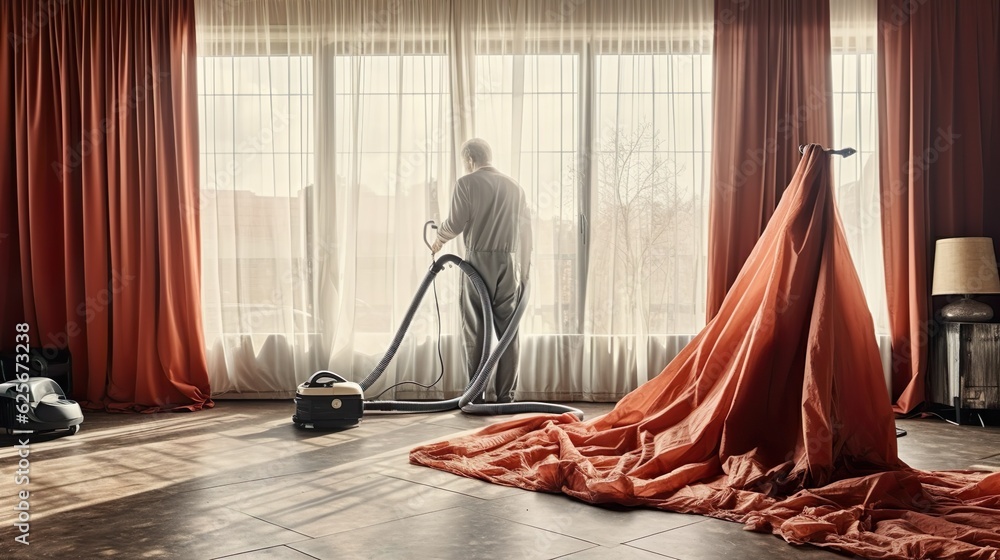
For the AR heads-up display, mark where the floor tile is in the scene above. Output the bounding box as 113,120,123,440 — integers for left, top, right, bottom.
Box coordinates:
214,545,320,559
213,472,482,538
555,544,678,559
379,459,525,500
0,489,302,560
627,517,848,559
167,420,459,493
895,418,1000,470
289,506,594,560
470,491,701,546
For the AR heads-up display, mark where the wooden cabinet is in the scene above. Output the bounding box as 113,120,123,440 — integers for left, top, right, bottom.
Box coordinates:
931,322,1000,423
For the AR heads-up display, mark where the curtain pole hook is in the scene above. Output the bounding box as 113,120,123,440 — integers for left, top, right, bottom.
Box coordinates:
798,144,857,158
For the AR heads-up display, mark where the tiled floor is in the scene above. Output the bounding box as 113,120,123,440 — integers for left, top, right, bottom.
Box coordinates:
1,401,999,559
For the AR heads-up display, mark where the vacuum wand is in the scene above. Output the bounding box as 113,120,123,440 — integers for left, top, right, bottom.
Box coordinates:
423,220,438,254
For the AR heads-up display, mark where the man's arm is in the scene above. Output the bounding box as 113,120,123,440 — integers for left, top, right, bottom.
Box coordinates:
433,179,471,252
519,195,533,282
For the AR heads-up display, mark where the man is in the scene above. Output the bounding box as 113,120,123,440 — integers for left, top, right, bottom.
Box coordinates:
431,138,532,403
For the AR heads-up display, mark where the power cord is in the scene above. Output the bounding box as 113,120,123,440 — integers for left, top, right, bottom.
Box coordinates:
368,255,447,401
920,409,986,427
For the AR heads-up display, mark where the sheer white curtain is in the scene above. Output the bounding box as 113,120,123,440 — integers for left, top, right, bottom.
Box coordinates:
196,0,714,400
830,0,892,392
196,1,460,398
445,0,714,400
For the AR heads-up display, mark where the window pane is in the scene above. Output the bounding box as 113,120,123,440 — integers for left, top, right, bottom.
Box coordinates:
831,50,887,333
333,54,452,333
198,56,316,336
475,54,580,334
593,53,713,335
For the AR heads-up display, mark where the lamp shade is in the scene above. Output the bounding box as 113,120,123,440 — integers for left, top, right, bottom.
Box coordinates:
931,237,1000,295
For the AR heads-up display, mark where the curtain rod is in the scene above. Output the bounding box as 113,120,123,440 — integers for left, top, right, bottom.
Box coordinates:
798,145,857,158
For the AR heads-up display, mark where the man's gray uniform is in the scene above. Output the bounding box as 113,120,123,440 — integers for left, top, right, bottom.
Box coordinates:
436,166,532,403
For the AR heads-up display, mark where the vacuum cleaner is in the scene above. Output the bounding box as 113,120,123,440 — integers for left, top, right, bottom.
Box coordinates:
293,222,583,429
0,377,84,435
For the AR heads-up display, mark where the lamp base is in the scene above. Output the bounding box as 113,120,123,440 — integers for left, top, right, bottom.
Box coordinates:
941,296,993,322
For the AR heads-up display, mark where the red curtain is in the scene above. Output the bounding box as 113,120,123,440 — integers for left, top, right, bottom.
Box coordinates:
0,0,212,412
413,146,1000,559
706,0,834,320
877,0,1000,413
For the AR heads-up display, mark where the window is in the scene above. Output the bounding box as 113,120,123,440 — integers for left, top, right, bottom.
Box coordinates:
831,43,888,333
197,56,315,337
591,53,713,335
198,48,715,346
327,54,452,334
471,51,712,336
197,48,872,341
194,6,889,397
474,54,580,334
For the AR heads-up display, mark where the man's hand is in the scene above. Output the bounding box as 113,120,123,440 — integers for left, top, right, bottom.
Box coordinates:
431,238,444,254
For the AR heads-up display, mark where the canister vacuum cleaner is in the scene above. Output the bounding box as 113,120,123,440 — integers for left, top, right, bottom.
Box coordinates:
292,221,583,429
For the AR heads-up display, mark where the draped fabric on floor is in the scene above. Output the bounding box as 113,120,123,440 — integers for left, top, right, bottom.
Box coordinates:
411,146,1000,560
0,0,212,411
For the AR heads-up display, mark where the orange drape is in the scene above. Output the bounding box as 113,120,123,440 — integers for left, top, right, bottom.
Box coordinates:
877,0,1000,414
412,146,1000,559
0,0,211,412
706,0,834,320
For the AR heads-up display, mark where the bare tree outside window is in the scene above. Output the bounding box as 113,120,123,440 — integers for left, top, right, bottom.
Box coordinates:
583,123,694,333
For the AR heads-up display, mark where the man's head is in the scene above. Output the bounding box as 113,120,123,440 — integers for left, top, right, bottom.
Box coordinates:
461,138,492,173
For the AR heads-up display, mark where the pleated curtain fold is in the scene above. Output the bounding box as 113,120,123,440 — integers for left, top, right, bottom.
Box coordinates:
706,0,834,321
877,0,1000,413
0,0,211,411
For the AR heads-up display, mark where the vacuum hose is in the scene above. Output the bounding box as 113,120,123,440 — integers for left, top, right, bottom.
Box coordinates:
359,253,583,420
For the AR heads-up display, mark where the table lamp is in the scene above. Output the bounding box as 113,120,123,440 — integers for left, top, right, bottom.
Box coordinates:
932,237,1000,322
